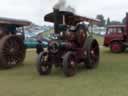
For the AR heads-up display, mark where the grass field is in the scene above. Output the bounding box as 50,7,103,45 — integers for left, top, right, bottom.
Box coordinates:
0,37,128,96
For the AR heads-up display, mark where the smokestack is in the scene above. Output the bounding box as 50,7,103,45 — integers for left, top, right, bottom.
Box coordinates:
54,8,60,34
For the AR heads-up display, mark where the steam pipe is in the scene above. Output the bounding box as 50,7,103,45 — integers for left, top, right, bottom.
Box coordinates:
62,15,66,25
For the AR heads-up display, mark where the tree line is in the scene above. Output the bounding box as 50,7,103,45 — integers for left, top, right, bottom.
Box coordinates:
96,14,125,27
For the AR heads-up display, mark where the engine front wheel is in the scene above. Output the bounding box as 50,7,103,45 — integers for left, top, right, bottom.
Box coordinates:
37,52,52,75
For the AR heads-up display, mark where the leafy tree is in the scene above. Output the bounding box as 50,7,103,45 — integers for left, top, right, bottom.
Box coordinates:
96,14,105,27
122,17,126,24
106,17,111,26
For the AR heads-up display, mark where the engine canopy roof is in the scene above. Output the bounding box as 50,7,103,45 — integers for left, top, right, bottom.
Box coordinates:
44,11,99,26
0,17,31,27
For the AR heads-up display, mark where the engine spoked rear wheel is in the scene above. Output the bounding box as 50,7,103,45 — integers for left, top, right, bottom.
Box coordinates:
0,35,26,68
84,37,100,69
37,52,52,75
63,52,76,77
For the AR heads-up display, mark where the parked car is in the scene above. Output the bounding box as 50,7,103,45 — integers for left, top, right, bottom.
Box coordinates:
24,38,49,48
24,38,38,48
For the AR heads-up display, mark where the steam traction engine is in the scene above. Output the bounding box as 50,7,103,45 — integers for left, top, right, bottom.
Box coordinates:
0,18,31,68
37,9,100,77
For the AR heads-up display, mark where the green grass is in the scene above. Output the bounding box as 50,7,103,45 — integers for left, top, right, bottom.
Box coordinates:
94,35,104,45
0,39,128,96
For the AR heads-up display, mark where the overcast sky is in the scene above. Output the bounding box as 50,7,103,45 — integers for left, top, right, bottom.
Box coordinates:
0,0,128,25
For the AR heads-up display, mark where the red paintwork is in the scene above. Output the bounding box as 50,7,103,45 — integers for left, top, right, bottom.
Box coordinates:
125,13,128,40
104,13,128,48
111,43,121,52
104,25,125,47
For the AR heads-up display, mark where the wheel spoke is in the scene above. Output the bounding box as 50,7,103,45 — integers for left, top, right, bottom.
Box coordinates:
91,41,99,60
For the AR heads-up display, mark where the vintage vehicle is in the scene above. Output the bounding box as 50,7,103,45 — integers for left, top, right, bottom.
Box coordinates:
104,13,128,53
0,17,31,68
36,9,100,77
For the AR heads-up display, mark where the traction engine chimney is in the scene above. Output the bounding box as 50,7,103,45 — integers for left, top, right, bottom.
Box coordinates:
54,8,60,34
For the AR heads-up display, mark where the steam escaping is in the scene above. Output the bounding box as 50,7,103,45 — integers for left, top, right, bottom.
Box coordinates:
54,0,76,13
54,0,66,10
